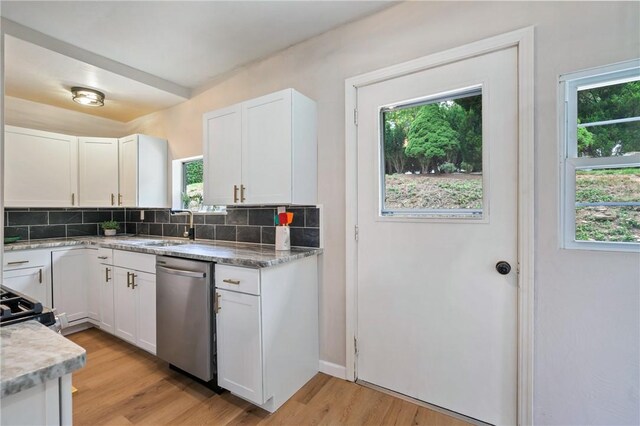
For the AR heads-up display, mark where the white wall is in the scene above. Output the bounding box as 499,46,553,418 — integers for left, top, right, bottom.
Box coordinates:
5,2,639,423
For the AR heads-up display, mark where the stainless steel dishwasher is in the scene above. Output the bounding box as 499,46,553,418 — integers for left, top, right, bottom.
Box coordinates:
156,256,216,385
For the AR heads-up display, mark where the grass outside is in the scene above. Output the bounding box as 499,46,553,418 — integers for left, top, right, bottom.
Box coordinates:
385,169,639,242
575,169,639,242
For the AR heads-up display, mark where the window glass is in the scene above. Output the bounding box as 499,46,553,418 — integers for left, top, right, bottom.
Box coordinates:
182,159,203,210
575,166,640,243
576,79,640,158
381,89,483,217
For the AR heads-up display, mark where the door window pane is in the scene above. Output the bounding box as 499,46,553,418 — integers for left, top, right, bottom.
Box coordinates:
381,89,483,217
575,166,640,242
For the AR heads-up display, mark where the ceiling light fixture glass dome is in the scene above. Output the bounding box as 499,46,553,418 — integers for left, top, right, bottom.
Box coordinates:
71,87,105,107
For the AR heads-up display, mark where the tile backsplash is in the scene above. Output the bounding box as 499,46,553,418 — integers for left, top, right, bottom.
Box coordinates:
4,206,321,248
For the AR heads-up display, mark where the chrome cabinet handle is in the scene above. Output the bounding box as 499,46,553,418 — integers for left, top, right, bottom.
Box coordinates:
38,269,43,284
131,274,137,289
240,185,246,203
105,267,111,282
126,272,131,288
233,185,239,203
222,279,240,285
7,260,29,266
98,256,108,260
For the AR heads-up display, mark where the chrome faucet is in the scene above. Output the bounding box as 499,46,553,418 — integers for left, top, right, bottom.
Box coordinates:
170,209,195,240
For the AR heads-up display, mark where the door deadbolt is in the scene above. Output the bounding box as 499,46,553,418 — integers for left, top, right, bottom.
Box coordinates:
496,261,511,275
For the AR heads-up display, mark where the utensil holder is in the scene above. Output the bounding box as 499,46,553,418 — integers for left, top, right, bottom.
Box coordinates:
275,226,291,251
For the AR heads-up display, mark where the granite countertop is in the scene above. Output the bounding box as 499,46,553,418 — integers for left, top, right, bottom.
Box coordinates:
1,321,86,398
4,236,323,268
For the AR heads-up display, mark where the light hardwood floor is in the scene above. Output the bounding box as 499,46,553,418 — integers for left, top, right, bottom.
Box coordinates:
67,328,470,425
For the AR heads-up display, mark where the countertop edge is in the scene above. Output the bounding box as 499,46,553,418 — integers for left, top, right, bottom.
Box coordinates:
1,323,87,398
4,237,323,268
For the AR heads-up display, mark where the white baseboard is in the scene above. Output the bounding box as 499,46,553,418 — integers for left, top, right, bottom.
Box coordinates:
319,360,347,380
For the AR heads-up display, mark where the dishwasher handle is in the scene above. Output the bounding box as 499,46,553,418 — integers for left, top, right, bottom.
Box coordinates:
157,265,207,279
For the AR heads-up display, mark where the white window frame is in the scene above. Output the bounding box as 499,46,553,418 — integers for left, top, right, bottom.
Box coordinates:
171,155,225,213
560,59,640,252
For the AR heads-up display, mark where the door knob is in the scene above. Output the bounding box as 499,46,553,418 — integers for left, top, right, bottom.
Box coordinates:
496,261,511,275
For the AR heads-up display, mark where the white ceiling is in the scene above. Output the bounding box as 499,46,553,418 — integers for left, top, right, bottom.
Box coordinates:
4,36,188,122
2,1,394,122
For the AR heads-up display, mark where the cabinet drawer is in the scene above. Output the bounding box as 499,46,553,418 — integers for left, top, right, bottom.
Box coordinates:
215,265,260,295
113,250,155,274
3,249,50,271
96,247,113,264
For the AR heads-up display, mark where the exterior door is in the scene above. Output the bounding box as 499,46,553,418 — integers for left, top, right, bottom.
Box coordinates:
356,47,518,425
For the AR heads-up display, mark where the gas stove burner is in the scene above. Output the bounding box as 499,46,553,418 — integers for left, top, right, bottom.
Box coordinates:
0,286,55,327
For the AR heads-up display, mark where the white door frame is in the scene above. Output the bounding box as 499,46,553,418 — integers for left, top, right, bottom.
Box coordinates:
344,27,535,425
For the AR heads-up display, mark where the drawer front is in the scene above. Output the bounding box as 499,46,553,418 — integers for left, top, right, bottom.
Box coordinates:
215,265,260,295
3,249,51,271
113,250,156,274
96,247,113,264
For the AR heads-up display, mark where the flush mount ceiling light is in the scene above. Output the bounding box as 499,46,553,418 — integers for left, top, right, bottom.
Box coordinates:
71,87,105,107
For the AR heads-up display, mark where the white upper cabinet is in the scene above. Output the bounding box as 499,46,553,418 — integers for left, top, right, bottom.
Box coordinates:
4,126,78,207
4,127,168,208
119,134,169,208
203,105,242,205
78,137,119,207
203,88,317,206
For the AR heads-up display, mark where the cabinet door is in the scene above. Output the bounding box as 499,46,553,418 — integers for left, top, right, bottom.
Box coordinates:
52,249,89,323
4,126,78,207
87,251,100,321
216,289,264,405
134,271,156,354
241,90,292,204
3,267,47,304
203,105,242,205
113,267,137,345
118,135,138,207
78,137,119,207
99,265,115,334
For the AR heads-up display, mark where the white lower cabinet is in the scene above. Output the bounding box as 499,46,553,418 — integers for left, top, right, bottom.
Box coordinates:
3,267,48,305
112,250,157,354
52,248,96,324
0,374,73,426
3,249,52,306
113,267,137,345
97,248,115,334
215,256,318,412
216,289,263,405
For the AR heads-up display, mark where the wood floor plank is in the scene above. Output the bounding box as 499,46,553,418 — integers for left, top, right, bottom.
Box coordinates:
68,329,470,426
